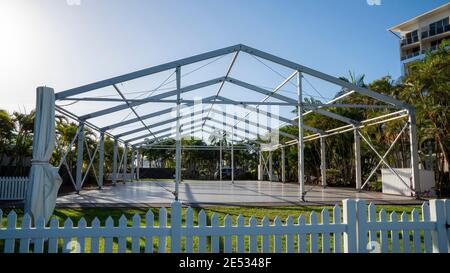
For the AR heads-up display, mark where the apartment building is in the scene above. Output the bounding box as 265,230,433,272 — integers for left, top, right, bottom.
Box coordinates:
389,3,450,75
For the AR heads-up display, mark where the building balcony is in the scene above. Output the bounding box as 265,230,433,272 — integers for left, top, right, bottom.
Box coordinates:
401,45,449,61
400,36,419,46
401,51,421,61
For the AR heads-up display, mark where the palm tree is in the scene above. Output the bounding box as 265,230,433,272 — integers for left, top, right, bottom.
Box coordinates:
0,109,14,170
11,110,35,175
401,39,450,195
335,71,367,98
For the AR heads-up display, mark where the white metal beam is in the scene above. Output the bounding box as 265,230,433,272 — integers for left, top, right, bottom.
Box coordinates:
408,109,421,196
226,77,298,104
202,51,240,127
124,117,207,143
216,96,325,135
115,109,206,138
80,77,225,120
75,122,84,193
98,132,104,189
239,44,411,108
55,44,241,100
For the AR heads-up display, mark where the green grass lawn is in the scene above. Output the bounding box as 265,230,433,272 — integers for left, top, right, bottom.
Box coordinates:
0,204,424,253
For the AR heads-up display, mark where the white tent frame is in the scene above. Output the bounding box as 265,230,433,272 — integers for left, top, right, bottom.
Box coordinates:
34,44,420,201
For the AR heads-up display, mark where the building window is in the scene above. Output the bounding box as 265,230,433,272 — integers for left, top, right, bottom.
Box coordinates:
405,30,419,44
429,17,449,36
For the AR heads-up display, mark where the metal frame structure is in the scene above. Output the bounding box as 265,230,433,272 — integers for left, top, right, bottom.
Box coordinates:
40,44,420,201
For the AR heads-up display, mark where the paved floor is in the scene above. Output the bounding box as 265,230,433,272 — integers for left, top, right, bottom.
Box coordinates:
56,180,420,207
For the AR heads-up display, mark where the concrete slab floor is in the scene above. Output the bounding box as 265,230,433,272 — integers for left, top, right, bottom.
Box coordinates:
56,180,422,208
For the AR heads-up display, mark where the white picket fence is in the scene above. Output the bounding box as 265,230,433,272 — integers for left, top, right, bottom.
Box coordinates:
0,177,29,200
0,199,449,253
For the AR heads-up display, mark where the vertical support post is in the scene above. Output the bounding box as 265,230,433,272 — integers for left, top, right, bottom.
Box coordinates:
297,72,305,200
231,126,234,184
354,127,362,191
112,138,118,186
174,66,181,201
136,148,140,180
281,146,286,183
320,136,326,187
123,143,128,183
427,140,433,170
98,132,104,189
219,136,223,181
75,122,84,194
130,146,135,182
258,150,263,181
269,150,273,182
408,108,421,196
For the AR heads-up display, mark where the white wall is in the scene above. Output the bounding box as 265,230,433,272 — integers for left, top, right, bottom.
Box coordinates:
381,168,435,196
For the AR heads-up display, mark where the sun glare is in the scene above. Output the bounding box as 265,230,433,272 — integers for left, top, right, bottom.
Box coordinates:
0,2,35,72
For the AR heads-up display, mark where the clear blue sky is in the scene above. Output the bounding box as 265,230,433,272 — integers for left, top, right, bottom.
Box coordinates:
0,0,448,139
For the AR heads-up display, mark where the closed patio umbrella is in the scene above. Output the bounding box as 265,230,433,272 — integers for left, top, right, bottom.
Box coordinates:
25,87,62,222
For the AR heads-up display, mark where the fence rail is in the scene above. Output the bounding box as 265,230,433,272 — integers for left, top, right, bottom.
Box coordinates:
0,177,28,201
0,199,449,253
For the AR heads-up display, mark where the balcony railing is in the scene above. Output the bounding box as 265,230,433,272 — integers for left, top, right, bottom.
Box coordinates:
400,36,419,46
401,51,421,61
401,44,448,61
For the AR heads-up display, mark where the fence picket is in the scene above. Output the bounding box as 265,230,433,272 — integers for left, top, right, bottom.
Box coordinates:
357,200,368,253
19,214,31,253
273,217,282,253
117,216,127,253
261,217,270,253
198,210,206,253
185,207,194,253
0,177,29,200
77,217,87,253
309,212,318,253
33,217,45,253
249,216,257,253
379,209,388,253
446,200,450,252
6,178,10,199
4,211,17,253
368,203,377,245
342,199,357,253
321,209,330,253
390,212,400,253
131,214,141,253
411,209,421,253
158,208,167,253
104,217,114,253
401,212,410,253
422,202,432,253
429,199,449,253
211,213,219,253
333,205,342,253
223,215,232,253
145,210,154,253
285,216,294,253
91,218,100,253
62,218,73,253
236,214,245,253
170,202,181,253
48,218,59,253
298,215,306,253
